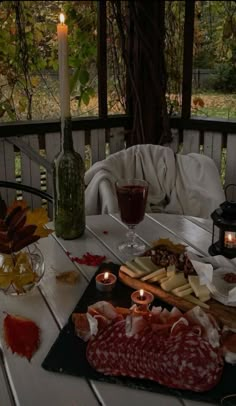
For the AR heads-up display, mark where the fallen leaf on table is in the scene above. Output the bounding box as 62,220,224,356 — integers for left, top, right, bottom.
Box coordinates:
3,313,40,361
56,270,79,284
66,251,106,266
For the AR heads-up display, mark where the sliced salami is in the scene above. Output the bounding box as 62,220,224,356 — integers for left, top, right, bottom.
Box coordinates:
86,321,223,392
157,329,223,391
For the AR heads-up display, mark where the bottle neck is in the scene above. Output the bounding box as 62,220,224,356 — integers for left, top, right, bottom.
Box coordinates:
61,116,74,152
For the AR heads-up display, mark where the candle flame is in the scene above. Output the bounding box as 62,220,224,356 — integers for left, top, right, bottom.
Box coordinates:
59,13,65,24
140,289,144,298
228,233,232,241
104,272,109,280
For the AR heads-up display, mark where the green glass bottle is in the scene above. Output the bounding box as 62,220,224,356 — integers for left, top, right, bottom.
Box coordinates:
53,117,85,239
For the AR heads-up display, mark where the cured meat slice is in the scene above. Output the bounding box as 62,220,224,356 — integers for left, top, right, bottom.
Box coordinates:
74,302,224,392
86,322,223,392
157,330,223,391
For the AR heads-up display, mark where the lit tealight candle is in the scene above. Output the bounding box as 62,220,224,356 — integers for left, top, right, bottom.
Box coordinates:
131,289,154,309
139,289,144,300
96,271,117,292
103,272,110,283
225,232,236,249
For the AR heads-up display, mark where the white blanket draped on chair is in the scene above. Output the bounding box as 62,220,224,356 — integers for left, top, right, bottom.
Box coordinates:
85,145,225,218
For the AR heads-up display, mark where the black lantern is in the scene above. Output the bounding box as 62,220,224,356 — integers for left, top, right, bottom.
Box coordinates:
209,184,236,259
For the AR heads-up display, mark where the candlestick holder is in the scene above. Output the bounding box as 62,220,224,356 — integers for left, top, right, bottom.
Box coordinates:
131,289,154,310
95,272,117,293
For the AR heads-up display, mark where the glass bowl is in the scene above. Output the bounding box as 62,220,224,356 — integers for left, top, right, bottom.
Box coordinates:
0,244,45,295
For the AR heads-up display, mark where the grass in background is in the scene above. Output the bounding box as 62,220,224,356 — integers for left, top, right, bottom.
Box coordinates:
192,92,236,120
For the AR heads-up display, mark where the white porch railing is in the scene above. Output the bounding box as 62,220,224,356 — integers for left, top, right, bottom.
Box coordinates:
0,116,236,213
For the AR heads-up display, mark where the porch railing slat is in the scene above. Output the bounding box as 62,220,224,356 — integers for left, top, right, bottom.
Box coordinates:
109,127,125,154
182,129,200,154
1,116,236,213
203,131,223,173
0,140,7,202
21,135,41,209
168,128,180,153
225,134,236,196
72,130,86,161
0,140,15,204
45,132,61,218
90,128,106,164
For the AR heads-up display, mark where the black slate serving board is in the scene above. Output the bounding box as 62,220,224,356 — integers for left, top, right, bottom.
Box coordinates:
42,263,236,406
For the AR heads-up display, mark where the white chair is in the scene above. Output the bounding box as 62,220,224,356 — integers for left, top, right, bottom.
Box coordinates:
85,144,225,218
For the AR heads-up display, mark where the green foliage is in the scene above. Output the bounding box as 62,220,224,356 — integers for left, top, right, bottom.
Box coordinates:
211,63,236,92
65,1,97,109
194,1,236,69
0,0,98,120
1,0,236,122
165,1,185,115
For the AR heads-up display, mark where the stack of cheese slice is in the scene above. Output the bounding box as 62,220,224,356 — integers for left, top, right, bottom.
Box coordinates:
120,257,211,309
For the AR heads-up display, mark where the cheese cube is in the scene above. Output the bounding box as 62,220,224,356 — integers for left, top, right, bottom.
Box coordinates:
198,294,211,303
167,264,176,277
174,283,191,292
134,256,157,272
185,294,210,309
188,275,210,298
161,272,187,292
159,276,170,284
125,261,149,277
148,272,167,283
141,268,166,281
172,287,193,297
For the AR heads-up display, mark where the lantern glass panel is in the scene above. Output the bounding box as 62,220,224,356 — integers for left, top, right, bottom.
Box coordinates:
212,225,220,245
224,231,236,249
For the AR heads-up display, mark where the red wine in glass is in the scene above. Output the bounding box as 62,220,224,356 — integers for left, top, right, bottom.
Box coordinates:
115,179,148,255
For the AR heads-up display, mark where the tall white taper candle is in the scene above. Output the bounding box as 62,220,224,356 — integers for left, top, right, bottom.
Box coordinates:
57,13,70,119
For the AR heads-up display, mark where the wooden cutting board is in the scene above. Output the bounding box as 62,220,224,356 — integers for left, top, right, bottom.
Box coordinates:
119,271,236,329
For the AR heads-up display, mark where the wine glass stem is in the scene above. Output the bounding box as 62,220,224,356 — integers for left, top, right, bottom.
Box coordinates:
126,226,136,247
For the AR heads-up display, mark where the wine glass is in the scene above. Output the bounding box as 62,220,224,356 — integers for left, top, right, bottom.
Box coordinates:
115,179,149,256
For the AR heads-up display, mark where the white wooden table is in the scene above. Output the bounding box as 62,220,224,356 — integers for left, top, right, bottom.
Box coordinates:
0,213,230,406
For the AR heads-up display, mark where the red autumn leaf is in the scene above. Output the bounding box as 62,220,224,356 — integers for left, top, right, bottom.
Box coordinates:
3,314,40,361
66,251,106,266
74,252,106,266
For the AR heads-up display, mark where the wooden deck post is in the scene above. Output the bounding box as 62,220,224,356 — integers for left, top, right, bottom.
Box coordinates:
181,0,195,120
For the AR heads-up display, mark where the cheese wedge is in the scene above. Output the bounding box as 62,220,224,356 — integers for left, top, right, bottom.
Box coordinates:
185,294,210,309
167,264,176,277
148,272,167,283
159,276,170,284
172,287,193,297
161,272,187,292
188,275,210,298
125,261,149,277
174,283,191,292
141,268,166,281
134,256,157,272
119,265,141,278
198,294,211,303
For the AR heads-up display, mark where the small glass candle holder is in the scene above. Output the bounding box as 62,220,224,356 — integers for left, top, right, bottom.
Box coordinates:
131,289,154,310
95,271,117,293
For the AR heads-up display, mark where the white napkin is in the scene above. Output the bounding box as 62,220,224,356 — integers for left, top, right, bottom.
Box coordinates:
187,252,236,306
229,286,236,302
190,259,213,285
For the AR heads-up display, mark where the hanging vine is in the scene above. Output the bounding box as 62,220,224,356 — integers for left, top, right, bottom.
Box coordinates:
111,0,171,146
14,1,33,119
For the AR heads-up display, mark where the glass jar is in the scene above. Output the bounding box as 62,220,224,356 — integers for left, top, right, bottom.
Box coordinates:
0,244,45,295
53,117,85,239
